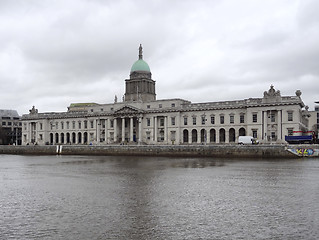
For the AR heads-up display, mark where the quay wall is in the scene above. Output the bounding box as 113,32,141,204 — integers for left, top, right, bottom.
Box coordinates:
0,144,311,158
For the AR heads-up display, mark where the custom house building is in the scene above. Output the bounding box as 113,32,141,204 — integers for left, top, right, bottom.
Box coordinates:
22,45,311,145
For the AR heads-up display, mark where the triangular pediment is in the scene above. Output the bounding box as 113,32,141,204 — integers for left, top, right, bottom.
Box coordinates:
114,105,143,116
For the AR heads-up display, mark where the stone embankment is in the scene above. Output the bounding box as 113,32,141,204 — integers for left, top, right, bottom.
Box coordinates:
1,144,316,158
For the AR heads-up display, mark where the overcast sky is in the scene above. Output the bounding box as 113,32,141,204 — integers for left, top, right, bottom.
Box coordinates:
1,0,319,115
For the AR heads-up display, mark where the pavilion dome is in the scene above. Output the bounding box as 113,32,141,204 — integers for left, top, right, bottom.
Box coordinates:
130,59,151,73
130,44,151,73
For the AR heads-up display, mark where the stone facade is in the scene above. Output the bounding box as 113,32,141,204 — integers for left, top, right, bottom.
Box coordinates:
21,46,311,145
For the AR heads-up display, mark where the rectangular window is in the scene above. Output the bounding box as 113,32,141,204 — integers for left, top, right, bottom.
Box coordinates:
240,114,245,123
2,122,6,126
66,122,69,129
201,116,206,125
55,122,58,129
84,121,88,129
61,122,64,130
110,120,114,128
78,122,81,129
230,115,234,124
193,117,196,125
171,103,175,107
252,113,257,123
147,118,151,127
147,105,150,109
252,130,257,138
220,115,224,124
171,117,176,126
184,117,188,125
101,120,105,128
90,121,94,128
270,113,275,122
40,123,43,130
211,116,215,124
288,111,293,121
72,121,75,129
271,131,276,140
160,118,164,127
159,104,162,108
39,134,43,140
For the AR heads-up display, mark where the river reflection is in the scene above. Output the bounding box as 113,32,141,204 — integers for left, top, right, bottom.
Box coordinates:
1,154,319,239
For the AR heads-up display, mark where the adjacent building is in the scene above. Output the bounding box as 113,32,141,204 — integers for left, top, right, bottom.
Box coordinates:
21,45,311,145
0,109,22,145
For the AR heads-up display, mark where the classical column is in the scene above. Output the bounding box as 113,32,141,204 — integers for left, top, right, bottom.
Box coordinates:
263,111,268,141
114,118,117,143
188,130,192,144
277,110,282,141
177,113,181,144
130,117,134,142
164,116,168,143
106,118,110,144
138,117,142,144
154,116,157,142
104,119,108,144
207,129,210,144
122,117,125,143
197,130,201,144
29,123,32,144
96,119,100,144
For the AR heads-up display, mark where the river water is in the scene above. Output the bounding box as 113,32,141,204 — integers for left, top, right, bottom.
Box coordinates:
1,154,319,240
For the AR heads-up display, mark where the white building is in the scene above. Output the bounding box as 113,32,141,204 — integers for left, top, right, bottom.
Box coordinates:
21,45,311,145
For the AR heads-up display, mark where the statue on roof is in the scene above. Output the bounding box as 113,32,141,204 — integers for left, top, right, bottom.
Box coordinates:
139,44,143,60
29,106,38,114
264,85,281,98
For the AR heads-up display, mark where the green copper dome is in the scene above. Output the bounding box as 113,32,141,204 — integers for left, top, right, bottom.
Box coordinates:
130,44,151,73
130,59,151,73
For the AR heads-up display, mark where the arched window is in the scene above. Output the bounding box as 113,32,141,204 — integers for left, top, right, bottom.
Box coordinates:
219,128,225,143
61,133,65,144
84,132,88,144
50,133,54,145
66,133,70,144
78,132,82,144
239,128,246,136
55,133,59,144
229,128,236,142
72,132,76,144
183,129,189,143
210,129,216,143
192,129,197,143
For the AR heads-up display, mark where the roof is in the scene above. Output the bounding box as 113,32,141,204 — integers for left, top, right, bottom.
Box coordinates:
0,109,20,118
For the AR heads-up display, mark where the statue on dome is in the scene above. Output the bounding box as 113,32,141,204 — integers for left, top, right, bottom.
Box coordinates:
139,44,143,60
